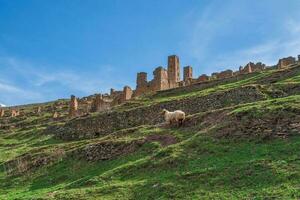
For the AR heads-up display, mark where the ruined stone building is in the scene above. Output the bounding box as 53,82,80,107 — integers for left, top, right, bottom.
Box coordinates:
0,109,5,117
135,55,182,96
239,62,266,75
11,109,20,117
278,56,296,69
69,95,78,117
198,74,209,82
65,54,299,117
168,55,180,88
183,66,193,85
123,86,133,101
90,94,111,112
216,70,234,79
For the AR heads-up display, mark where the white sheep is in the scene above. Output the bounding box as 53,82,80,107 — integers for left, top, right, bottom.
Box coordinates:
162,109,186,127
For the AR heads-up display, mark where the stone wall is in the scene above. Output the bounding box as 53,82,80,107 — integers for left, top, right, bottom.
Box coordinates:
168,55,180,88
123,86,133,101
183,66,193,81
151,67,169,91
53,85,265,140
278,57,296,69
216,70,233,79
135,72,149,96
69,95,78,117
198,74,209,82
0,109,4,117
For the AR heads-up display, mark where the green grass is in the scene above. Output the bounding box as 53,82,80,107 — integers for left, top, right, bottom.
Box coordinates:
1,129,300,199
1,65,300,199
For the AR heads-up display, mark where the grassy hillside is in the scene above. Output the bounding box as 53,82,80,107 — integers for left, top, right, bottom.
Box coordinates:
1,65,300,199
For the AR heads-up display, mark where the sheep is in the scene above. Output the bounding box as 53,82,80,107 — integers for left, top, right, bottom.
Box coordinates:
162,109,186,127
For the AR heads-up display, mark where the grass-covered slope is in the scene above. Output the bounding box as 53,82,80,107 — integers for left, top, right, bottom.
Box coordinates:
1,65,300,199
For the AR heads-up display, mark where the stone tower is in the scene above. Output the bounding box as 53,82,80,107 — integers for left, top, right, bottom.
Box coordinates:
69,95,78,117
123,86,133,101
0,109,4,117
152,67,169,91
136,72,147,88
183,66,193,82
135,72,148,96
168,55,180,88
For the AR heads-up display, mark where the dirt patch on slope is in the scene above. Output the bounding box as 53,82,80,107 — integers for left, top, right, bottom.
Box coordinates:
145,134,177,147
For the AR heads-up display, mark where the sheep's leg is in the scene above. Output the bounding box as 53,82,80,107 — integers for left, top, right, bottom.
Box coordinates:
181,119,185,126
178,119,184,127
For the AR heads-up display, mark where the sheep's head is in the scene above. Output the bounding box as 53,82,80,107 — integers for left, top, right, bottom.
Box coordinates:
161,109,168,115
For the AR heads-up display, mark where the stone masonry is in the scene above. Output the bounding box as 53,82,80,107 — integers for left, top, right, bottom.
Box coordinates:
0,109,5,117
278,56,296,69
69,95,78,117
216,70,233,79
135,72,148,96
11,109,20,117
168,55,180,88
184,66,193,85
55,86,266,140
198,74,209,82
123,86,133,101
90,94,104,112
151,67,169,91
63,54,299,117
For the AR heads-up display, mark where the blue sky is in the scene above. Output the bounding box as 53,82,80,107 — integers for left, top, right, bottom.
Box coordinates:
1,0,300,106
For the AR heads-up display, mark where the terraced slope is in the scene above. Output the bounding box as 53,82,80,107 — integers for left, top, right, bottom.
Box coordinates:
1,65,300,199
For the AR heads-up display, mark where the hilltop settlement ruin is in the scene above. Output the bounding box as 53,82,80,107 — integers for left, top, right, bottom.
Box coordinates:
0,54,300,119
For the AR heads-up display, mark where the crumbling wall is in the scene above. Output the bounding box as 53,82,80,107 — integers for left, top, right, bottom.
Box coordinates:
168,55,180,88
123,86,133,101
278,57,296,69
151,67,169,91
216,70,233,79
198,74,209,82
53,86,266,140
135,72,149,96
69,95,78,117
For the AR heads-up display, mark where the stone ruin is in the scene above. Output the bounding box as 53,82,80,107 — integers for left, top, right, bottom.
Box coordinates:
168,55,180,88
90,94,103,112
69,95,78,117
90,94,111,112
62,54,299,117
278,56,296,69
239,62,266,75
53,112,59,119
135,55,181,96
123,86,133,101
198,74,209,82
0,109,5,117
11,109,20,117
36,106,42,114
215,70,234,79
183,66,193,85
